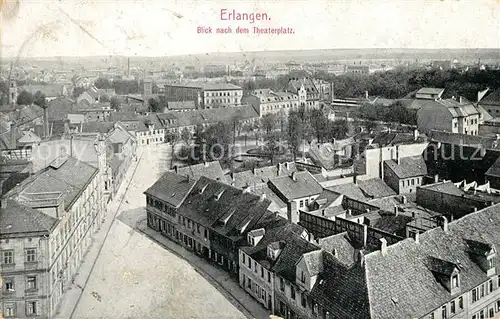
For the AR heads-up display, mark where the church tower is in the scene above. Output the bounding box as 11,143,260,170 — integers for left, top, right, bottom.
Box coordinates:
8,80,17,105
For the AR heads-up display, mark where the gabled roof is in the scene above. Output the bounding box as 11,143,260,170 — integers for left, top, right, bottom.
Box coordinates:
0,200,58,238
176,176,271,238
384,156,428,179
480,88,500,105
363,203,500,319
326,183,368,201
175,161,225,182
144,171,196,208
357,178,396,198
416,87,445,95
268,171,323,200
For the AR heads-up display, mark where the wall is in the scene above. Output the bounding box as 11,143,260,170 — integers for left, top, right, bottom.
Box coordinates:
415,185,491,219
417,105,453,134
383,161,400,193
239,250,275,311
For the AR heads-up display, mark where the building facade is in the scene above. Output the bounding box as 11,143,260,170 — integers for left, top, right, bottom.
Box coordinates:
1,155,104,318
243,89,299,117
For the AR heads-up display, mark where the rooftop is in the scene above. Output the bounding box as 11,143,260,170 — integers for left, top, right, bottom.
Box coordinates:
383,156,428,179
0,200,58,238
144,171,196,208
268,171,323,200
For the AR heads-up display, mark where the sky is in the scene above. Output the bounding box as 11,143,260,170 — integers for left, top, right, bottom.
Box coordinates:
1,0,500,58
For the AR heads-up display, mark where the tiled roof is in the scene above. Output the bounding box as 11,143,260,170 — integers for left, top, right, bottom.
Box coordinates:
416,87,445,95
8,156,98,212
428,130,500,151
419,181,464,196
176,176,271,238
268,171,323,200
480,88,500,105
249,185,287,212
364,203,500,318
372,131,426,147
144,171,196,208
384,156,428,179
47,97,76,121
180,82,243,91
326,183,368,201
175,161,225,182
316,232,357,267
357,178,396,198
81,122,115,134
0,200,58,237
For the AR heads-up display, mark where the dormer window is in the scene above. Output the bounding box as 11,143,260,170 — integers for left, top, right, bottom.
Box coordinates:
466,240,496,276
452,274,459,288
300,271,306,283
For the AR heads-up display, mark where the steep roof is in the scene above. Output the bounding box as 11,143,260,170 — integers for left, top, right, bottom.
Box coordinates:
0,200,58,238
175,161,225,182
176,176,271,238
364,203,500,318
357,178,396,198
326,183,368,201
144,171,196,208
268,171,323,200
384,156,428,179
480,88,500,105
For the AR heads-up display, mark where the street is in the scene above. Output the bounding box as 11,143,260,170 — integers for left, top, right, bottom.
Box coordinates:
69,144,248,319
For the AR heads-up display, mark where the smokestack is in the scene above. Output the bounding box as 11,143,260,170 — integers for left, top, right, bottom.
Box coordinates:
440,216,449,233
43,106,49,138
127,58,130,77
10,121,16,149
365,91,369,99
434,174,439,183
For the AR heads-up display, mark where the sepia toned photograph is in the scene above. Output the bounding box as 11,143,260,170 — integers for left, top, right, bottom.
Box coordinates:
1,0,500,318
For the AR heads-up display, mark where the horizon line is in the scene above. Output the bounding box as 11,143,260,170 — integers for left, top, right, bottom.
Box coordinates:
2,47,500,60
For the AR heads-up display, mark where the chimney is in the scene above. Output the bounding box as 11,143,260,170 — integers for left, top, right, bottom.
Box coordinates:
291,171,297,181
285,162,290,170
260,193,266,202
440,216,449,233
459,96,463,104
473,207,477,212
434,174,439,183
393,205,398,216
204,161,209,167
365,91,369,99
380,238,387,256
10,121,17,149
496,134,500,141
413,129,419,141
347,209,352,217
363,224,368,247
359,250,365,267
174,166,178,174
414,232,420,244
186,174,190,182
43,106,49,138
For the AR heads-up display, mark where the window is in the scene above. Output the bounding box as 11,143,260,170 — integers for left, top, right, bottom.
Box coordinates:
26,249,37,263
242,253,245,264
301,293,307,307
4,278,14,291
450,300,455,314
452,275,458,288
254,261,258,273
3,303,15,317
267,271,271,283
27,276,37,290
300,271,306,283
497,300,500,312
247,257,251,268
489,258,494,269
441,305,447,319
489,308,494,318
280,277,285,292
26,301,38,316
299,200,304,208
472,288,478,303
261,266,264,278
2,250,14,264
291,286,296,299
489,279,494,293
481,284,485,297
480,310,485,319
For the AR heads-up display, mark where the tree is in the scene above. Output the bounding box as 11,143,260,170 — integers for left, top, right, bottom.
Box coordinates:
94,77,113,89
110,97,121,110
16,90,34,105
165,131,180,169
33,91,46,108
287,111,303,160
308,108,328,143
260,113,277,135
328,120,349,140
181,127,191,145
99,94,110,103
264,131,282,165
148,98,161,112
73,86,86,98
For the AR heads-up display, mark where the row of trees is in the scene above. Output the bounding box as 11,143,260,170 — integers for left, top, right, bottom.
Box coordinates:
93,77,142,95
16,90,47,107
356,101,418,126
174,106,351,168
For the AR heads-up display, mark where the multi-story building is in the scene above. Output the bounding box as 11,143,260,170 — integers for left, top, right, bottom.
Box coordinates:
1,155,104,318
383,155,428,194
267,171,323,224
134,115,165,146
145,174,272,276
164,82,243,109
417,98,482,135
415,88,445,100
283,72,320,110
243,89,299,117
